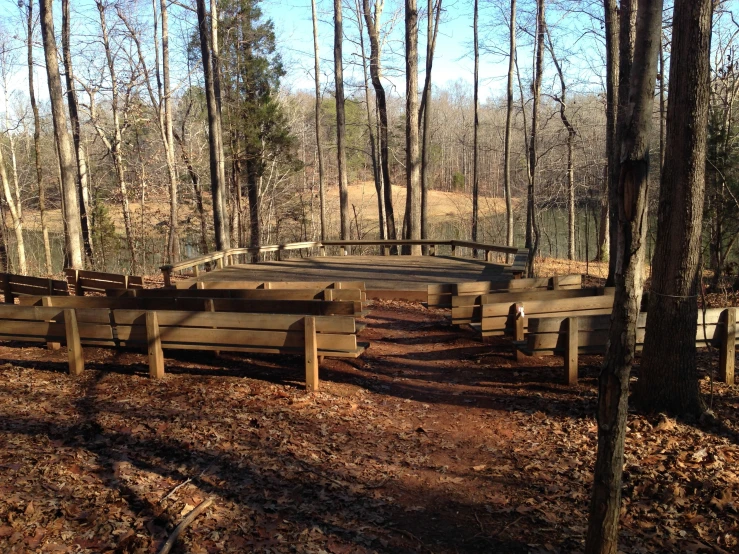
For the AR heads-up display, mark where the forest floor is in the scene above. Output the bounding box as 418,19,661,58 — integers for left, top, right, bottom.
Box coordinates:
2,300,739,553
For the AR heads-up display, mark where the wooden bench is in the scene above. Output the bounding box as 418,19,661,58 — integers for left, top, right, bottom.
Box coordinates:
428,274,581,309
476,293,615,339
18,294,366,319
503,248,530,277
175,280,365,291
112,287,368,313
65,269,144,296
0,273,69,303
514,307,738,386
0,305,365,390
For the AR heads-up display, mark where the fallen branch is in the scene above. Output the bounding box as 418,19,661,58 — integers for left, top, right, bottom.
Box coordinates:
159,478,192,504
158,497,214,554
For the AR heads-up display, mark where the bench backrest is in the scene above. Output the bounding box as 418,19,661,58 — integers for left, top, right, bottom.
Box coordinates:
480,293,616,337
19,294,359,316
111,310,358,355
428,274,582,308
524,307,735,354
453,286,613,325
114,287,364,303
175,280,366,291
0,273,69,303
65,269,144,296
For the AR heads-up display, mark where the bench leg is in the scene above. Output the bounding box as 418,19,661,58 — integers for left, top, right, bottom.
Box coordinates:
43,297,61,350
64,309,84,376
304,316,319,392
564,317,578,386
146,311,165,379
719,308,735,385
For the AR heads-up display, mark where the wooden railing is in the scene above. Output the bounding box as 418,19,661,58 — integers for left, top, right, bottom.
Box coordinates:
160,239,527,286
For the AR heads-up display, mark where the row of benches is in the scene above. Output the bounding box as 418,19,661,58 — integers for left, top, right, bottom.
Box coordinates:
0,270,145,303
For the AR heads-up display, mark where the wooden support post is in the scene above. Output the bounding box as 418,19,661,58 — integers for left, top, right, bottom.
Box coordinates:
451,244,456,256
341,246,347,256
564,317,578,386
162,267,172,288
513,303,525,342
63,309,84,376
325,289,334,301
216,256,224,269
74,270,84,297
1,274,11,304
205,299,221,356
304,316,319,391
551,276,561,290
42,297,61,350
193,265,200,277
196,281,205,290
320,245,326,256
430,244,436,256
719,308,736,385
47,279,54,295
145,311,165,379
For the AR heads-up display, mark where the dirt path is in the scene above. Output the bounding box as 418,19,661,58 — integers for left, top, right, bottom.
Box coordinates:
0,302,738,553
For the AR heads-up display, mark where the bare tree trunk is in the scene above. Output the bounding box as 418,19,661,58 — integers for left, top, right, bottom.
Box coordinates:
95,1,137,271
420,0,441,249
62,0,93,265
196,0,230,250
363,0,397,242
658,34,666,169
471,0,480,253
405,0,421,254
607,0,637,286
0,145,25,274
26,2,52,274
546,31,577,261
160,0,180,263
503,0,516,250
355,0,385,240
39,0,84,269
526,0,545,276
311,0,327,241
585,1,663,551
334,0,351,240
599,0,618,264
634,0,712,417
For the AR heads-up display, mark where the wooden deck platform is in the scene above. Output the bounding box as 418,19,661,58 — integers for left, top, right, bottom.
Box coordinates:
181,255,509,299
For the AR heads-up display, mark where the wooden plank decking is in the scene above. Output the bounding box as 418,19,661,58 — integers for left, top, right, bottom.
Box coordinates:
180,255,509,294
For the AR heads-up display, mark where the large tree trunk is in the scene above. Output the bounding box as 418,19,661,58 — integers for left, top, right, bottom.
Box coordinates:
585,1,663,551
404,0,421,254
363,0,397,243
599,0,618,264
607,0,637,286
0,146,25,274
26,2,52,275
62,0,94,265
471,0,480,252
634,0,712,417
311,0,327,241
196,0,230,250
334,0,350,240
503,0,516,251
39,0,84,269
525,0,545,276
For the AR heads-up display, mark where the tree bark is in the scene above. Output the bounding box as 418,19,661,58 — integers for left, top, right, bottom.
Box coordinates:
405,0,421,254
363,0,397,242
334,0,350,240
599,0,618,264
585,1,663,551
503,0,516,251
471,0,480,252
62,0,94,265
26,1,52,275
196,0,230,250
634,0,712,417
607,0,637,286
525,0,545,276
311,0,327,241
39,0,84,269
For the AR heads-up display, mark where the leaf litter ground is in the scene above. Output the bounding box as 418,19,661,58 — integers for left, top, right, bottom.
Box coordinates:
0,300,738,553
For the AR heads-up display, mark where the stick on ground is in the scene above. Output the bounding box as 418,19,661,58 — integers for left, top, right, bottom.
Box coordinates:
158,497,214,554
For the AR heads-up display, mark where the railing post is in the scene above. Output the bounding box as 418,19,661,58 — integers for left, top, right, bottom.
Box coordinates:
564,317,578,386
42,297,61,351
216,255,224,269
145,311,165,379
513,303,525,342
161,266,172,288
719,308,736,385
